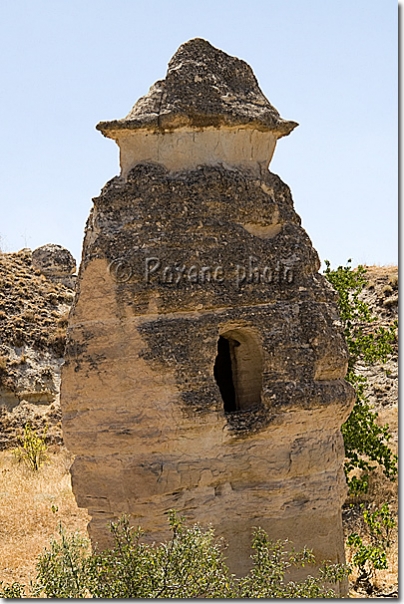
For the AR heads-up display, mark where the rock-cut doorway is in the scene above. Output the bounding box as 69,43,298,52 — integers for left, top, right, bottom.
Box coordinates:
214,329,263,413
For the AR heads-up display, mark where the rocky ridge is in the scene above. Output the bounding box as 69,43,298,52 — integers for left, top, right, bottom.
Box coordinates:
343,265,398,598
0,246,76,449
357,265,398,431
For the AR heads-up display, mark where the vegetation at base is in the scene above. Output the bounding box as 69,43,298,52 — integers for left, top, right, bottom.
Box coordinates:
0,512,348,598
347,503,395,591
12,422,48,471
323,260,397,494
0,581,26,599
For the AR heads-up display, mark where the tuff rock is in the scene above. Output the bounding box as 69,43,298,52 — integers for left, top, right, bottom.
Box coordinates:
32,244,76,288
61,39,355,592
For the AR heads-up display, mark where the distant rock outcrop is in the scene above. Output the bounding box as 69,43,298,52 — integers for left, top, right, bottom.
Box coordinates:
32,244,76,288
0,246,76,449
356,266,398,443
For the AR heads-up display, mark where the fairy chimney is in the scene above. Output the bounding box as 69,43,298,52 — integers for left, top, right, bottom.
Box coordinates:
61,39,355,588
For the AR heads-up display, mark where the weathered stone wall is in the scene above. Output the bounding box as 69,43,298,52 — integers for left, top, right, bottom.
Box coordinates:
61,39,355,591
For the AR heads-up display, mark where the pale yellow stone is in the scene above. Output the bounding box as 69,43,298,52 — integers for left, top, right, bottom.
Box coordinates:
108,127,277,178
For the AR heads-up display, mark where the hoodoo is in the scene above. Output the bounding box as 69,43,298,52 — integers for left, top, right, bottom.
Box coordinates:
61,39,354,591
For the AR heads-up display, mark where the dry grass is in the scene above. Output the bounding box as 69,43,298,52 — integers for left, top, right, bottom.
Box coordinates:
0,446,90,586
0,250,73,351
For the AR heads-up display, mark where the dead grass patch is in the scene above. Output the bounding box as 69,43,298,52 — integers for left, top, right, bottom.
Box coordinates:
0,447,90,586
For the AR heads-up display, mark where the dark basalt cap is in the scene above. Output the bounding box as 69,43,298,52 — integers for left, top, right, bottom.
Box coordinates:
97,38,298,138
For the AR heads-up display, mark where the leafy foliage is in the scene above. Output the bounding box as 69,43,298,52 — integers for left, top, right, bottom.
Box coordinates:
13,422,48,471
85,513,231,598
323,260,396,372
0,581,26,598
324,260,397,493
347,503,395,589
0,512,349,598
342,375,397,495
33,524,91,598
235,528,348,599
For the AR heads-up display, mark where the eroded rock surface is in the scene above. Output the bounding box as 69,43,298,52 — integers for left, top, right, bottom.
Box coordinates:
61,39,355,590
97,37,298,136
0,247,75,449
32,244,76,288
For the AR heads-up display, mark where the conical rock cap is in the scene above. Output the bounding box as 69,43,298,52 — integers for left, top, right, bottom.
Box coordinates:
97,38,298,138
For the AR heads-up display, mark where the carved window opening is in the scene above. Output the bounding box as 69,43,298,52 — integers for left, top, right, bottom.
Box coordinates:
214,330,262,413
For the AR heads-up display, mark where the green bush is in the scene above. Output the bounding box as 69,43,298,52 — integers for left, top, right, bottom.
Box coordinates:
13,423,48,471
347,503,395,589
33,525,91,598
324,260,397,493
234,527,348,599
0,512,349,598
0,581,26,598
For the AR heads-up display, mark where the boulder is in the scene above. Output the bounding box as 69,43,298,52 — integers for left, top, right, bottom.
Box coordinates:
32,244,76,278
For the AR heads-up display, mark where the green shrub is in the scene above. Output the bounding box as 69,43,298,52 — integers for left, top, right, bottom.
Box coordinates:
1,512,349,598
235,527,348,599
347,503,395,589
33,524,91,598
324,260,397,493
85,512,231,598
13,423,48,471
0,581,26,598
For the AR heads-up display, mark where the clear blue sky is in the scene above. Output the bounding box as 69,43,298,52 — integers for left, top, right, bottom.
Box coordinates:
0,0,397,270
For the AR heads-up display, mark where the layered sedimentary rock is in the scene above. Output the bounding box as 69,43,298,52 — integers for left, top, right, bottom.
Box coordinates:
61,39,355,588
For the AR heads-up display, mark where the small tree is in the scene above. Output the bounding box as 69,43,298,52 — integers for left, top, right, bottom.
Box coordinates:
324,261,397,493
347,503,395,592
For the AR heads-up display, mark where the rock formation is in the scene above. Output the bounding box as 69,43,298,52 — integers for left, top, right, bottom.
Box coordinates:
32,244,76,289
61,39,355,589
0,246,75,448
